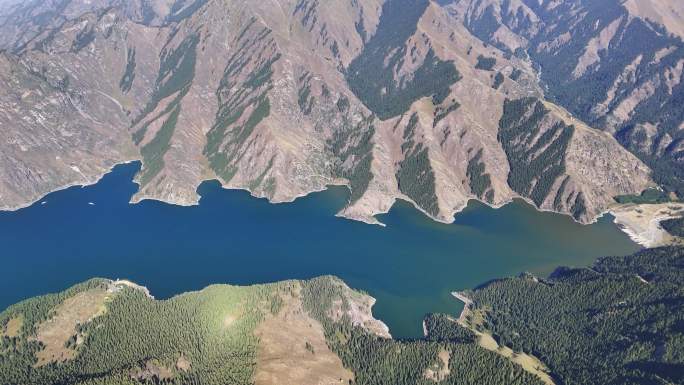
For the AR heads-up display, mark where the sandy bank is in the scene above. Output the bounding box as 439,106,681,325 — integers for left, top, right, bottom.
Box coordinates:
609,203,684,247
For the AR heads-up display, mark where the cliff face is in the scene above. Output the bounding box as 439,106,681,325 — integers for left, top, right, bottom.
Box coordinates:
1,0,672,223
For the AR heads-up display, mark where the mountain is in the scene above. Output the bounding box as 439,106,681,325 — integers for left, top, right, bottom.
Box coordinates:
460,0,684,198
2,0,680,225
1,247,683,384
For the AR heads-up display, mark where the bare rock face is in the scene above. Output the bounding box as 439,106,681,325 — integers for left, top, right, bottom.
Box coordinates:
0,0,663,224
0,49,136,210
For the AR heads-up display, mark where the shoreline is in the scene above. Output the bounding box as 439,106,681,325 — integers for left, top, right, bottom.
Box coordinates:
451,291,473,325
612,218,661,247
0,159,141,212
109,279,154,299
0,160,667,245
450,291,557,385
609,203,684,247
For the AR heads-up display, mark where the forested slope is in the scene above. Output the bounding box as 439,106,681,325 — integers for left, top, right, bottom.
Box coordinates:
3,247,683,384
465,246,684,385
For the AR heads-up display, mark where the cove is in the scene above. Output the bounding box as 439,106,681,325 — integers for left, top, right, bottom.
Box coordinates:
0,162,640,339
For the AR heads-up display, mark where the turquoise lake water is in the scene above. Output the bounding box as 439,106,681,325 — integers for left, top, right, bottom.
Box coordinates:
0,162,640,338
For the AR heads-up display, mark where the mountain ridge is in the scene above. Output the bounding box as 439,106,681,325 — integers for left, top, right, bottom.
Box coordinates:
1,0,681,226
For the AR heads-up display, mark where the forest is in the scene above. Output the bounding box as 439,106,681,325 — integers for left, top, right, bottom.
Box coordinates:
492,72,504,89
614,188,674,204
396,113,440,216
466,246,684,385
301,277,546,385
498,97,574,209
346,0,460,120
474,55,496,71
119,48,136,94
662,217,684,238
528,2,684,200
3,246,683,385
466,149,494,202
0,279,283,385
327,110,376,204
130,33,200,186
204,24,279,184
465,0,684,200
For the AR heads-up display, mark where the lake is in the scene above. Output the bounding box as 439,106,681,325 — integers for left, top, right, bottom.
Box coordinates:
0,162,640,338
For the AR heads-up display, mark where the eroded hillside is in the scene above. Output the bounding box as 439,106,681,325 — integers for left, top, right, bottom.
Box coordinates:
2,0,679,225
458,0,684,199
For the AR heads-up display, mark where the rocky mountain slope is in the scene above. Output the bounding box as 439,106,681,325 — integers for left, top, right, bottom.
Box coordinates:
459,0,684,198
2,0,680,224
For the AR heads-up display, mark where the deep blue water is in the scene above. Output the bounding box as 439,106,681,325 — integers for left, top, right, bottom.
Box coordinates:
0,162,640,338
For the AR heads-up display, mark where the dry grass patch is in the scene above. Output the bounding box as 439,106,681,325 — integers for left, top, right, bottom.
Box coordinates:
131,359,175,382
33,288,109,367
176,354,191,372
453,293,555,385
254,284,353,385
474,332,555,385
3,315,23,338
223,314,238,329
424,348,450,382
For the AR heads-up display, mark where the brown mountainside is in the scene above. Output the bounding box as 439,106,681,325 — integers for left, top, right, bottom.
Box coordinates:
1,0,676,224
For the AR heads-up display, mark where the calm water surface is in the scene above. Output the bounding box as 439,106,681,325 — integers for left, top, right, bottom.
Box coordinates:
0,162,640,338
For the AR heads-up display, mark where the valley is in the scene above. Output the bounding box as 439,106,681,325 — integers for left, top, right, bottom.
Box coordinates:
0,161,641,339
1,0,683,384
